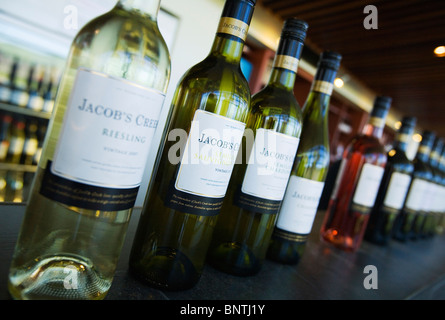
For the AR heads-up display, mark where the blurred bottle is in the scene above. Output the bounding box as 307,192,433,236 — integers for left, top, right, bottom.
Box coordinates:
10,59,30,107
393,131,435,241
20,119,39,165
0,52,14,102
27,64,45,111
0,113,13,162
422,137,444,237
364,116,416,245
5,118,26,164
320,96,391,252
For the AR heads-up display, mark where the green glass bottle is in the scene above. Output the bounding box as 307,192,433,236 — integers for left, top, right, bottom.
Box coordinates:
206,18,308,276
267,51,342,264
8,0,170,300
393,130,435,241
364,116,416,245
129,0,256,290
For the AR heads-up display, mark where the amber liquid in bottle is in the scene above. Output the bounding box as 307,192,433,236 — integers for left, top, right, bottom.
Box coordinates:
320,96,391,252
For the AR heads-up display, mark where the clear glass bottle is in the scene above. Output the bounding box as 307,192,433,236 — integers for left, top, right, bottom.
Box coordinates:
364,116,416,245
206,18,308,275
320,96,391,252
267,51,341,264
393,131,435,241
8,0,170,300
129,0,256,290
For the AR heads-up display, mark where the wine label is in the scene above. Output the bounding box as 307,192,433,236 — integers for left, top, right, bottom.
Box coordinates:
165,109,245,215
274,55,299,73
217,17,249,41
422,181,438,212
234,129,299,214
352,163,384,207
404,178,429,211
40,68,165,211
276,176,325,235
382,172,411,210
312,80,334,95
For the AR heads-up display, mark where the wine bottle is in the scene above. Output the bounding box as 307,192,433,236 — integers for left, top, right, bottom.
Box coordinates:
422,137,444,237
320,96,391,252
393,131,435,241
8,0,170,300
364,116,416,245
5,118,26,164
206,18,308,276
437,148,445,234
0,113,13,162
267,51,342,264
129,0,256,290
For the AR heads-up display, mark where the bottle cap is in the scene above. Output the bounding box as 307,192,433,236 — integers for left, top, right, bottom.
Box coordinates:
282,18,308,43
421,130,436,145
318,51,342,71
401,116,416,128
374,96,392,110
370,95,391,119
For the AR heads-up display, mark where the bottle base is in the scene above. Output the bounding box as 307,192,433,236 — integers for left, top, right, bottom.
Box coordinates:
129,247,201,291
8,254,110,300
206,242,261,277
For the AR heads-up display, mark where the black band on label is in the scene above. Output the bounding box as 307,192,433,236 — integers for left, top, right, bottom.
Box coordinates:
164,180,223,216
233,185,281,215
40,161,139,211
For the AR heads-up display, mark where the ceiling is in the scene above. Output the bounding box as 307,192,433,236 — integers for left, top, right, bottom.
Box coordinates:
259,0,445,138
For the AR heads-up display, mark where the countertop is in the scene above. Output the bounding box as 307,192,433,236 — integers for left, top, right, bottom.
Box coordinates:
1,203,445,302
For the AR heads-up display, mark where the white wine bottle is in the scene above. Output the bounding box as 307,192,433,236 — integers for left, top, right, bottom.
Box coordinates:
8,0,170,300
267,51,341,263
129,0,256,290
206,18,308,276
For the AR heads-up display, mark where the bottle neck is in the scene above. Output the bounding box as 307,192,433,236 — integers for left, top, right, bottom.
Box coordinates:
393,127,414,152
303,67,337,117
116,0,160,18
268,38,304,91
209,0,255,63
416,143,432,162
429,145,443,168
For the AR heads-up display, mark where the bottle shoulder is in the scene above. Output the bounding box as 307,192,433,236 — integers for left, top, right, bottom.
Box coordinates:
387,147,414,174
180,57,250,97
250,87,302,118
345,134,387,165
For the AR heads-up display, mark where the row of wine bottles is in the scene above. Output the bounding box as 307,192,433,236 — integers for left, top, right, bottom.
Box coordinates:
0,113,47,166
6,0,444,300
0,50,61,113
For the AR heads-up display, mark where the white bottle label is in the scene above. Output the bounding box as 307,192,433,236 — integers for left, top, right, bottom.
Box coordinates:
52,68,165,188
383,172,411,210
276,176,325,234
352,163,384,207
405,178,429,211
175,109,245,198
241,128,299,201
